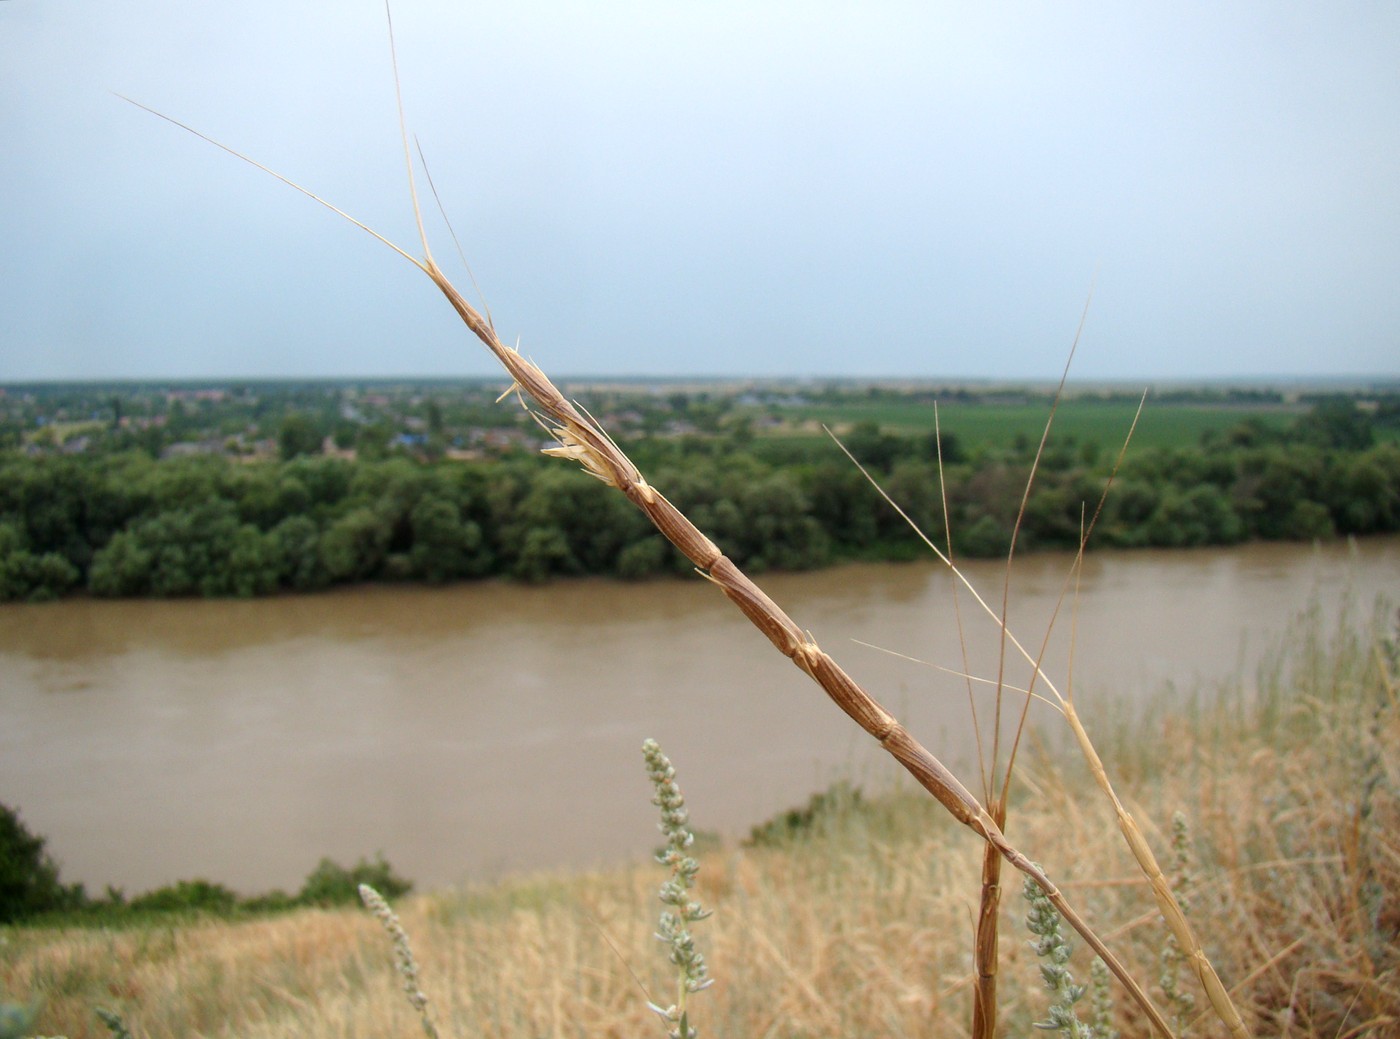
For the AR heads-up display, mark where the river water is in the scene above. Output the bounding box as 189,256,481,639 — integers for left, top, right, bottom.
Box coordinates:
1,538,1396,895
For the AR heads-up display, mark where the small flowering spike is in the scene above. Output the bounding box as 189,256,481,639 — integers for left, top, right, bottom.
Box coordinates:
1090,957,1118,1039
359,883,440,1039
643,739,713,1039
1159,812,1197,1033
1023,871,1092,1037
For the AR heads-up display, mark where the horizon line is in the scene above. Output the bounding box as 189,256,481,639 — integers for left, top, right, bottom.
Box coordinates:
2,372,1399,390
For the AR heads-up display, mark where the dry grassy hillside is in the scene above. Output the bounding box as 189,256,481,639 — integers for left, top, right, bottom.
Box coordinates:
3,601,1395,1039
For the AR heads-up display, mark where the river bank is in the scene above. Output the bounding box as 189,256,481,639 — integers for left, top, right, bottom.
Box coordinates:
4,601,1395,1038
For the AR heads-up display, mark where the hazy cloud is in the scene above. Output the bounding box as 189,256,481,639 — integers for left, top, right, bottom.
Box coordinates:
2,2,1397,381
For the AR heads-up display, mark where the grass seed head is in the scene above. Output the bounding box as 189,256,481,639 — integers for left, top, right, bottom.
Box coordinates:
540,421,620,490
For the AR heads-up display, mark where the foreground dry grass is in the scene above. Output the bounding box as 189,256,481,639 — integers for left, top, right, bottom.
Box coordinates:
4,601,1396,1039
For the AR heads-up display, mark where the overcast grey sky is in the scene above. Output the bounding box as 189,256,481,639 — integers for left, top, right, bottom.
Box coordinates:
2,2,1398,382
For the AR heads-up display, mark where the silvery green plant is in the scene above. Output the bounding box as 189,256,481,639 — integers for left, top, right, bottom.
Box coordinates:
1159,811,1197,1033
95,1007,134,1039
358,883,440,1039
642,739,713,1039
1023,871,1092,1037
1089,956,1117,1039
0,1002,37,1039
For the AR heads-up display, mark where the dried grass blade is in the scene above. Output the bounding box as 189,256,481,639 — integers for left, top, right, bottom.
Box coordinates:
422,265,1175,1037
128,55,1179,1039
1064,699,1248,1038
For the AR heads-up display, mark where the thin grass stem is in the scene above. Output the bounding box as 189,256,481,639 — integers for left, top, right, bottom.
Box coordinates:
127,20,1181,1032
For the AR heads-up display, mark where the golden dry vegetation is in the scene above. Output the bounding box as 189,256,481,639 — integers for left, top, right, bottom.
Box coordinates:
4,601,1396,1039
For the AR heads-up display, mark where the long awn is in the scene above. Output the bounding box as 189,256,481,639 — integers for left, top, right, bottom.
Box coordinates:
118,8,1257,1035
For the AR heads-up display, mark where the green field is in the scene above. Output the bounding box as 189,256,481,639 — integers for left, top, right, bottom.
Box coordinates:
763,399,1300,451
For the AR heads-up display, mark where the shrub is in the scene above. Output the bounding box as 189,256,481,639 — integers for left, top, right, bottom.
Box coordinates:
0,803,80,923
128,879,239,915
297,854,411,907
745,781,864,847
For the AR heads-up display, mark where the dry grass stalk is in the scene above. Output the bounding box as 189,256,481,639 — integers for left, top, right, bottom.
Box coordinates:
1059,464,1247,1039
970,798,1007,1039
965,322,1083,1039
391,90,1180,1039
1063,700,1246,1037
133,148,1179,1034
121,15,1191,1034
922,400,1007,1039
837,387,1251,1038
426,211,1178,1036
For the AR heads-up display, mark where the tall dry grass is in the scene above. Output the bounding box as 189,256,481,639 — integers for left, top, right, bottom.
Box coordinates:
5,599,1396,1038
94,15,1398,1034
125,54,1180,1037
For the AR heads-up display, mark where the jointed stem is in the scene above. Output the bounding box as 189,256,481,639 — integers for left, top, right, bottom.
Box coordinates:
418,264,1176,1039
128,38,1183,1030
971,801,1006,1039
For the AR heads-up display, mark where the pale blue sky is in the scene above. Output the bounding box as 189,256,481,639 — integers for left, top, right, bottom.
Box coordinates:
2,2,1398,382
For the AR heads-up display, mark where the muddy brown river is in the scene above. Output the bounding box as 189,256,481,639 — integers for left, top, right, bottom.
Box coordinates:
2,537,1396,894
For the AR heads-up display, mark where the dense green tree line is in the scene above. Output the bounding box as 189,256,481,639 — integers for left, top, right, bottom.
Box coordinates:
0,401,1396,602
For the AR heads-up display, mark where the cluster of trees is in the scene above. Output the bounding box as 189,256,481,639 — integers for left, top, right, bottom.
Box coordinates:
0,400,1396,602
0,801,409,924
830,403,1400,558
